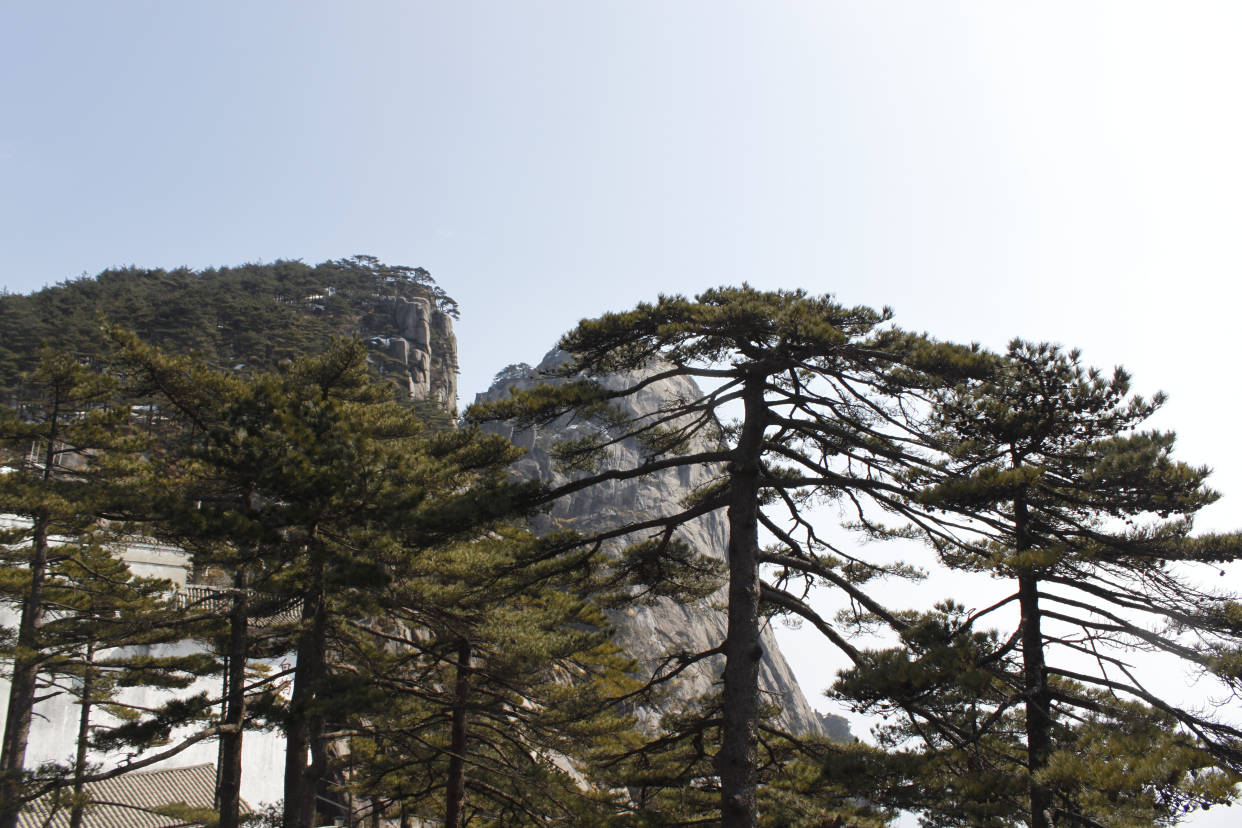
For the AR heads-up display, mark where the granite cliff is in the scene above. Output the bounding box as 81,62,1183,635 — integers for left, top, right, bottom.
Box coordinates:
366,294,458,409
476,350,848,739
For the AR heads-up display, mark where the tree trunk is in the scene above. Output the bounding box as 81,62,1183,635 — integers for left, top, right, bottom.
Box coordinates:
1015,492,1053,828
217,570,249,828
1,423,62,828
69,639,97,828
284,563,326,828
444,638,472,828
718,375,766,828
1018,571,1053,828
0,501,54,828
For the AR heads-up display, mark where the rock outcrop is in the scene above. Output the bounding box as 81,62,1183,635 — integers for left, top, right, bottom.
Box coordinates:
370,296,458,410
477,350,842,738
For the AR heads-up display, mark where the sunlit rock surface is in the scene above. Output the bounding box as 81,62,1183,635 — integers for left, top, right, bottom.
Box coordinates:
368,296,458,409
477,350,846,738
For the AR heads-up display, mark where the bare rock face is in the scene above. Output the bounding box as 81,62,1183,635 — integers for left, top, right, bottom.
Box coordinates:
428,310,457,407
390,295,432,350
374,297,459,410
476,351,838,737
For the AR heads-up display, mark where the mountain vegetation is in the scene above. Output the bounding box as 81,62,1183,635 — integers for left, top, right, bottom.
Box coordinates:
0,255,456,402
465,286,992,825
468,287,1242,827
2,261,1242,828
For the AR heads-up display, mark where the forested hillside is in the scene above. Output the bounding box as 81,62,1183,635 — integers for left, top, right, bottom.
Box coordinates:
0,255,457,399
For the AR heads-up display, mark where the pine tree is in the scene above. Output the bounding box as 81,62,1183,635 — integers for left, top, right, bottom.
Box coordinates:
594,693,895,827
467,286,986,827
343,528,642,826
115,333,557,828
831,602,1031,826
0,348,215,827
35,540,214,828
861,340,1242,827
0,350,130,827
110,327,292,828
251,343,533,828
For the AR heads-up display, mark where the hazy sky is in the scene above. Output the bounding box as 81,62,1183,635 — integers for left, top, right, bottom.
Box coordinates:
5,3,1242,822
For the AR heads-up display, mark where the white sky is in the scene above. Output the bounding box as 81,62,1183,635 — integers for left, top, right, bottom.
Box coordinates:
4,3,1242,824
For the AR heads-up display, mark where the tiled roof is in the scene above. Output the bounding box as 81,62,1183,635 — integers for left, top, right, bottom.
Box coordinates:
19,763,251,828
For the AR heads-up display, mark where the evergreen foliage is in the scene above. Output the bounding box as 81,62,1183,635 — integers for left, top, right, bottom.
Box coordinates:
468,285,989,827
595,696,894,827
835,341,1242,827
34,541,213,828
0,255,456,398
344,530,642,825
5,264,1242,828
111,333,641,828
0,350,211,828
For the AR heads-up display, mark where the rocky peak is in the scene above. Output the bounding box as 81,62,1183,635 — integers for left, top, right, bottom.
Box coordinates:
368,296,458,410
476,350,843,738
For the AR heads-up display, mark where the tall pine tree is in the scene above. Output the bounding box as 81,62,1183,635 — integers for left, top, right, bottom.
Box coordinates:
115,333,556,828
468,286,987,827
0,351,130,827
344,529,642,826
36,541,213,828
848,340,1242,827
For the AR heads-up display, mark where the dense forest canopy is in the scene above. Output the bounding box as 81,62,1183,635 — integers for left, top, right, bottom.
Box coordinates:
0,255,457,395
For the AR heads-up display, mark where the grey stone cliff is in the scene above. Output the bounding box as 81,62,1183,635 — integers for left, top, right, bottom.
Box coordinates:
369,296,458,410
476,350,841,737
